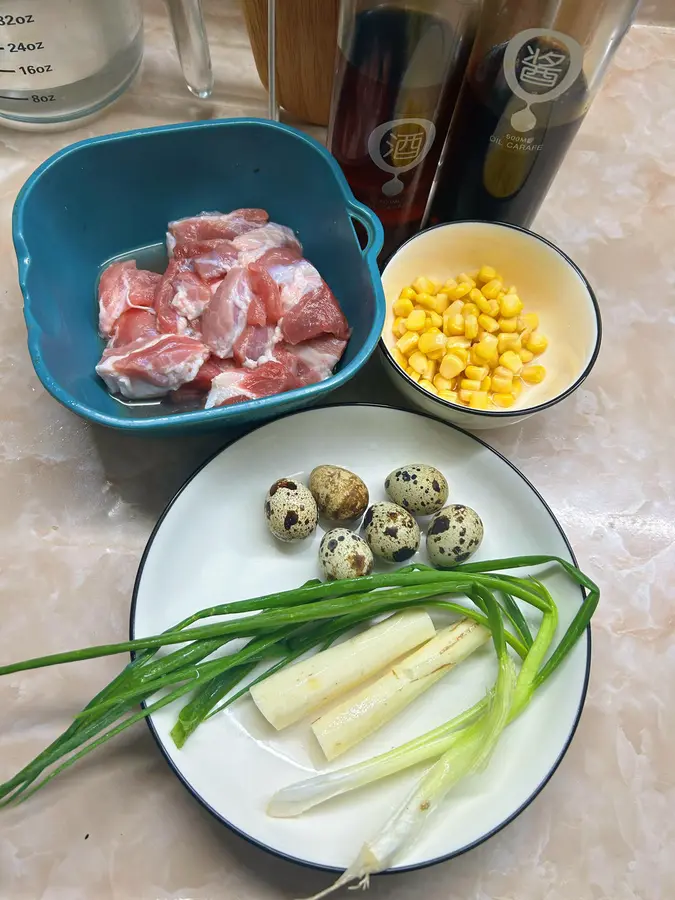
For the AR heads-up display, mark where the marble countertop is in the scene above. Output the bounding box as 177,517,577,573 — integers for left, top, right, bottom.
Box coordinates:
1,3,673,899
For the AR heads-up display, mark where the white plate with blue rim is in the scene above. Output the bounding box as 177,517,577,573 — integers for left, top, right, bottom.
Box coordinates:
131,404,590,873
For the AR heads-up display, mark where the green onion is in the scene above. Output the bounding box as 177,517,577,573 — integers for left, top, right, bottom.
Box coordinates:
0,556,598,809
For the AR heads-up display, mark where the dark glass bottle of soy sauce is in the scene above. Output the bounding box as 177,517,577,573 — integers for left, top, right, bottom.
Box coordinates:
426,0,641,229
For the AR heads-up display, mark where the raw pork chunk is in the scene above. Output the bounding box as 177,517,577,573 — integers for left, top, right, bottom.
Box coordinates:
96,334,209,399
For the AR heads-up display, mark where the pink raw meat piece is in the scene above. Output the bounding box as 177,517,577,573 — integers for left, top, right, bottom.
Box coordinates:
248,246,303,324
233,223,302,266
205,361,293,409
154,259,194,335
281,283,350,345
189,356,235,392
171,271,212,321
201,267,255,359
98,261,162,337
96,334,210,399
246,293,267,326
110,307,158,349
191,240,239,282
168,209,268,255
233,325,278,367
284,336,348,385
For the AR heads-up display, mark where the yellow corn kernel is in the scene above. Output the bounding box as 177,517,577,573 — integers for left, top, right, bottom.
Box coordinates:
440,352,466,380
396,331,419,356
399,286,417,301
474,292,493,315
481,278,503,299
406,368,421,383
413,276,438,296
446,337,471,351
521,365,546,384
457,272,475,288
416,292,437,310
417,330,446,355
427,349,444,361
498,333,521,354
458,389,473,404
463,302,480,318
469,346,483,367
423,358,438,381
518,312,539,332
477,265,497,283
447,299,464,316
392,347,408,369
434,292,450,314
453,282,472,300
429,311,444,329
499,351,523,375
469,390,489,409
408,350,429,375
507,284,518,294
519,348,534,363
474,332,498,356
446,313,466,335
393,316,407,338
525,333,548,355
393,297,415,317
478,313,499,334
481,376,492,392
469,288,484,305
418,378,438,395
491,392,516,408
460,378,482,392
512,377,523,398
451,345,469,364
442,279,458,293
498,316,518,333
405,309,426,331
438,389,459,403
465,364,488,381
433,374,453,392
486,351,500,369
491,371,514,394
464,314,479,340
499,293,523,318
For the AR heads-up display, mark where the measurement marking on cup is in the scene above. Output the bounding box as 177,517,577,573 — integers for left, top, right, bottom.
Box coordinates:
0,69,16,73
0,94,29,100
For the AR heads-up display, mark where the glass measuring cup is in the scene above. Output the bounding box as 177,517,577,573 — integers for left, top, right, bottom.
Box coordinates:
0,0,212,129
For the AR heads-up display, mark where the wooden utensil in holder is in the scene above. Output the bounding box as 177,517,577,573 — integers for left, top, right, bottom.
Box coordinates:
242,0,340,126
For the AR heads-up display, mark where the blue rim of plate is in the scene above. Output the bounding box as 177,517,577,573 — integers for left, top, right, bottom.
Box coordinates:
129,402,592,874
380,220,603,419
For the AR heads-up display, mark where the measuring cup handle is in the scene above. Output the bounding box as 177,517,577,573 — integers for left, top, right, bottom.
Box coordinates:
347,199,384,260
165,0,213,99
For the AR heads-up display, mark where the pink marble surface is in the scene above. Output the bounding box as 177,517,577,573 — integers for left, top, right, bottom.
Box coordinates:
0,3,673,899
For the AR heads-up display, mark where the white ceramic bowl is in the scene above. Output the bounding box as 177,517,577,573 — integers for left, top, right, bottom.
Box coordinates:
380,221,602,430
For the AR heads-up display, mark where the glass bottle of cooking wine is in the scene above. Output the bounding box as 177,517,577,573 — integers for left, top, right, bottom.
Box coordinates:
327,0,479,262
426,0,640,229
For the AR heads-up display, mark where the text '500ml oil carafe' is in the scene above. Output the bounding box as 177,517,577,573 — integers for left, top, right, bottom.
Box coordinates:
327,0,479,262
426,0,640,229
0,0,212,129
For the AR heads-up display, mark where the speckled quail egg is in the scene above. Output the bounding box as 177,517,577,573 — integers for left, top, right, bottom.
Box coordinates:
309,465,369,521
319,528,374,580
384,464,449,515
362,501,420,563
426,504,484,568
264,477,318,542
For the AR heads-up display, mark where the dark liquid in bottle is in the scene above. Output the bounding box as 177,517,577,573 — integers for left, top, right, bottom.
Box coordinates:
329,6,466,261
428,39,589,227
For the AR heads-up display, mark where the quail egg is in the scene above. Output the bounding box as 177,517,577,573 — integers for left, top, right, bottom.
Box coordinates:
384,464,449,515
264,477,318,542
426,504,484,568
309,465,369,521
319,528,374,580
363,501,420,563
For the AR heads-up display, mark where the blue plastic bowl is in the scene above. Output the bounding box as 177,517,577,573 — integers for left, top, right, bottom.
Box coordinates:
13,118,385,433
